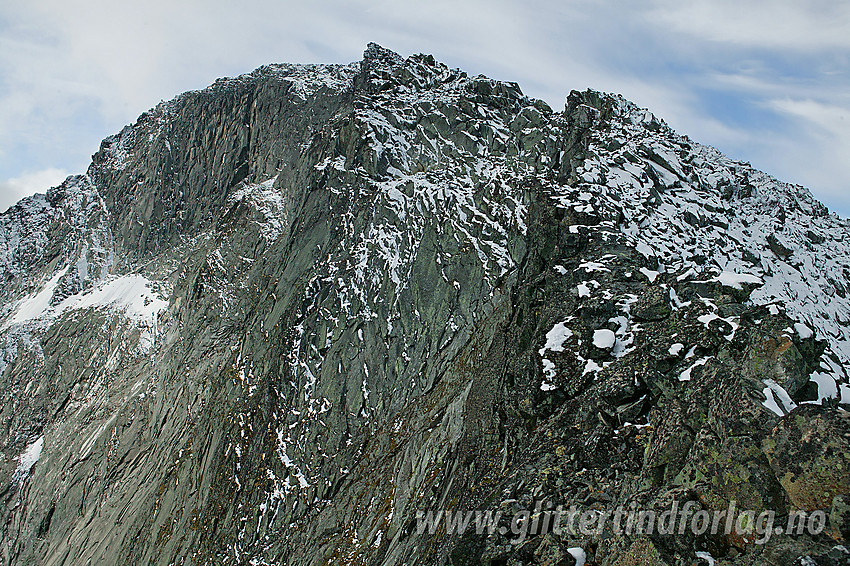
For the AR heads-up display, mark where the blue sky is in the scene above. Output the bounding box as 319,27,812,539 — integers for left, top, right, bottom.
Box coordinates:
1,0,848,216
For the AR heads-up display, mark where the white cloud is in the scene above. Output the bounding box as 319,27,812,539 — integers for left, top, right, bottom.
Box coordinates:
769,99,850,135
649,0,850,50
760,98,850,212
0,0,848,217
0,168,70,212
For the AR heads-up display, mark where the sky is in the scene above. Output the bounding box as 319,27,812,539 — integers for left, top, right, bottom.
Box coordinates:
0,0,848,216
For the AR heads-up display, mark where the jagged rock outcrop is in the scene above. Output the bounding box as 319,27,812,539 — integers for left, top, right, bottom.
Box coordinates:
0,44,848,566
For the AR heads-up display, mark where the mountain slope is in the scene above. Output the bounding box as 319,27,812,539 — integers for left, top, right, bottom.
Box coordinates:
0,44,848,566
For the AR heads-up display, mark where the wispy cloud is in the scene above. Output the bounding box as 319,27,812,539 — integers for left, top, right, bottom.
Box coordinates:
760,98,850,209
0,168,70,212
649,0,850,51
0,0,848,216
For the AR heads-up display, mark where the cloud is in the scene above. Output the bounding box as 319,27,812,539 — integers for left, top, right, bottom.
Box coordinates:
769,98,850,132
761,98,850,212
649,0,850,51
0,0,848,217
0,168,70,212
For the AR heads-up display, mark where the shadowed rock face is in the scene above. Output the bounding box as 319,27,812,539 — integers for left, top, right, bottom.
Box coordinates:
0,43,848,566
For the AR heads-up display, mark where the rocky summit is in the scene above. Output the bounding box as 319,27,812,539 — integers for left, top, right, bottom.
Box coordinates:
1,44,849,566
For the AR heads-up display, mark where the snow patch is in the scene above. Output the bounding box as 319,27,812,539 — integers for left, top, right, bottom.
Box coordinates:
639,267,659,283
679,356,711,381
593,329,616,350
794,322,813,340
710,271,763,290
538,321,575,389
59,275,168,327
4,266,69,327
13,436,44,483
762,379,797,416
809,372,838,403
567,547,586,566
539,322,574,354
5,272,167,329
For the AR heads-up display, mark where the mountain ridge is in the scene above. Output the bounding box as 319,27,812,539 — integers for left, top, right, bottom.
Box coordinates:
0,43,848,565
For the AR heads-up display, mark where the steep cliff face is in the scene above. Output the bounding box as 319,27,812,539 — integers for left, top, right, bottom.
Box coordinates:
0,44,848,566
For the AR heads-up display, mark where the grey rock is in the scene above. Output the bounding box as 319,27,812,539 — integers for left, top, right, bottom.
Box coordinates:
0,44,847,566
632,286,672,322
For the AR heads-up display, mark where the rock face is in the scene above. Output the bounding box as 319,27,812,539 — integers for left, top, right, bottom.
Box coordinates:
1,44,849,565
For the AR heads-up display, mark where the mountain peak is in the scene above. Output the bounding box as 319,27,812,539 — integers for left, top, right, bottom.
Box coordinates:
363,42,403,67
1,47,848,566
